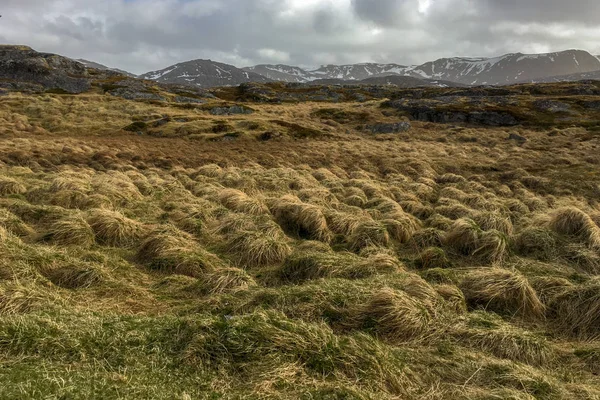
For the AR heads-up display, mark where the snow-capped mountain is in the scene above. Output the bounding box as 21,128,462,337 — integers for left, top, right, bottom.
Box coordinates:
139,59,271,88
309,63,410,81
243,64,313,83
245,50,600,86
139,49,600,88
76,59,136,77
403,50,600,85
243,63,410,83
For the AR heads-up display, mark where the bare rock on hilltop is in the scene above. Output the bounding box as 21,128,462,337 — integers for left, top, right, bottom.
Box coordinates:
0,45,91,93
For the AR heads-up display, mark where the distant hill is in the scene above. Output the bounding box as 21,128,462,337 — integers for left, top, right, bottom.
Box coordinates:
139,59,271,88
76,59,136,77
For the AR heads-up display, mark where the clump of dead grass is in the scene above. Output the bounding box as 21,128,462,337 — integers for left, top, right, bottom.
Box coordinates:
352,287,432,342
136,225,223,277
454,322,551,366
435,284,466,313
269,195,332,242
41,263,104,289
41,214,95,247
194,267,258,295
460,268,545,319
279,248,362,282
416,247,451,270
87,208,145,247
0,209,34,237
548,207,600,249
349,220,390,251
0,177,26,196
548,278,600,339
218,188,268,215
444,218,508,264
225,226,291,268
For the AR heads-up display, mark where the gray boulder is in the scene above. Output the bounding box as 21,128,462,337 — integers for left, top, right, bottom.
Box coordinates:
367,122,411,134
210,105,254,115
108,88,166,102
174,96,205,104
507,133,527,143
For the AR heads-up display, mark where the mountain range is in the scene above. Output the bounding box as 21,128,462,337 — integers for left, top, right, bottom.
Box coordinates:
79,49,600,89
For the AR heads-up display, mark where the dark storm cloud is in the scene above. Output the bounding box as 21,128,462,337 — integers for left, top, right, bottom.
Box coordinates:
0,0,598,74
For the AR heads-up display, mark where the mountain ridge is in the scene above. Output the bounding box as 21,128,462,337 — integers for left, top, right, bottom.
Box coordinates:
139,49,600,88
138,59,271,88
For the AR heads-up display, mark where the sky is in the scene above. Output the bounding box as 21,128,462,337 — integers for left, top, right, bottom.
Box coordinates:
1,0,599,75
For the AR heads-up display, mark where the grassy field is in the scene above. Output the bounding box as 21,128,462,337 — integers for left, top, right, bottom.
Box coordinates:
0,82,599,399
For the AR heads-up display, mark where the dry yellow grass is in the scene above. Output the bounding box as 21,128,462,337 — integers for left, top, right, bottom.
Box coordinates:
0,82,599,398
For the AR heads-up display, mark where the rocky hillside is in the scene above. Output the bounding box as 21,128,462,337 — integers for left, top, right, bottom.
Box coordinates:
76,59,136,78
0,45,91,93
139,59,271,88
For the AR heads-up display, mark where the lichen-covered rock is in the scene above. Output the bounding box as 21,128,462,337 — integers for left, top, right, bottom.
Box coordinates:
174,96,205,104
109,88,166,101
367,122,411,134
0,45,91,94
210,105,254,115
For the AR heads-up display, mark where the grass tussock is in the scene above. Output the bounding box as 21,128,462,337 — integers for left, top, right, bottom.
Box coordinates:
460,268,545,319
548,278,600,339
549,207,600,249
280,247,362,282
514,227,558,260
225,227,291,268
454,319,551,366
444,218,508,264
86,208,145,247
41,214,95,247
269,195,332,242
0,177,27,196
0,208,35,237
218,188,268,215
349,220,390,251
435,284,466,313
136,225,223,277
382,213,420,243
194,267,257,295
416,247,451,269
42,263,104,289
183,310,415,397
351,287,432,342
0,284,61,315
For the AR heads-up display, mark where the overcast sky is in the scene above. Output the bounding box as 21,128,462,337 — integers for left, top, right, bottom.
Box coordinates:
1,0,599,74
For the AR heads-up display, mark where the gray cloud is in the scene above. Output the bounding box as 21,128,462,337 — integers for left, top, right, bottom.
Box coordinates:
0,0,598,74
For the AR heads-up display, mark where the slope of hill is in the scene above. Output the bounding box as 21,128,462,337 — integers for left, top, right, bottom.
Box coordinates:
1,45,600,398
76,59,136,77
528,69,600,83
139,59,271,88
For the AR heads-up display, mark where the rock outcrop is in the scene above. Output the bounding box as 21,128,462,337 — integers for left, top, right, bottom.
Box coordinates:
0,45,91,93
